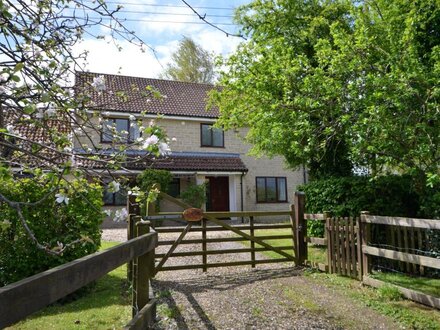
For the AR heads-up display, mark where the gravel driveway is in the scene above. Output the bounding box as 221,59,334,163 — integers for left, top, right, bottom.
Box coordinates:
102,228,399,330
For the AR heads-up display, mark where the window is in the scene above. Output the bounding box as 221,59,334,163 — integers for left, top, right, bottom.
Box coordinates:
102,117,139,143
167,178,180,198
201,123,224,147
256,177,287,203
103,185,127,206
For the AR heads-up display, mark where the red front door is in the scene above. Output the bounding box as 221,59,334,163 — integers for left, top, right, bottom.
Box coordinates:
206,176,230,211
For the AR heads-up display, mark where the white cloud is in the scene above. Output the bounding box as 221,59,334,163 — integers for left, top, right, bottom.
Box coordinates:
73,38,170,78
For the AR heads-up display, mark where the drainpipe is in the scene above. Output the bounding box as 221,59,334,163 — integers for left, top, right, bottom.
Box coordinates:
302,164,307,184
240,171,245,223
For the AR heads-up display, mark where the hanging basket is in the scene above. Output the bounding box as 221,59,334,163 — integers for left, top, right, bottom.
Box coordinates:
182,208,204,222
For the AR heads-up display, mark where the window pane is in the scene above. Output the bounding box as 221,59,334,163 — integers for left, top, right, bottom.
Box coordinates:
102,119,113,142
212,127,224,147
266,178,276,202
114,186,126,206
256,177,266,202
103,189,114,205
129,122,140,142
201,124,212,146
277,178,287,201
167,178,180,198
115,119,128,141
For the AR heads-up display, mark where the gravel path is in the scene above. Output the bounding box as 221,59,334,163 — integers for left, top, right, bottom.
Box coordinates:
102,228,400,330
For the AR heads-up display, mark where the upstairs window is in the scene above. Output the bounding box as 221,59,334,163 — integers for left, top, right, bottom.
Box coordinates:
102,117,139,143
201,123,224,147
256,177,287,203
167,178,180,198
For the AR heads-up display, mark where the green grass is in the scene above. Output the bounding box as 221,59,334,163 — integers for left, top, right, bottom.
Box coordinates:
304,270,440,330
371,271,440,297
239,227,327,264
8,241,132,330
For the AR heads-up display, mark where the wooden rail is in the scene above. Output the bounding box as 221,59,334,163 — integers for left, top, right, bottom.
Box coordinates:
0,230,158,329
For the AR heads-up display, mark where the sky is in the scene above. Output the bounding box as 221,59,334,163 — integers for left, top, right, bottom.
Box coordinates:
74,0,250,79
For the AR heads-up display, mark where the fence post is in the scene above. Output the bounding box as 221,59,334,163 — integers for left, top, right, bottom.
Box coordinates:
290,204,298,265
294,191,307,265
324,211,331,273
132,220,155,323
250,216,256,268
128,195,141,282
360,211,371,280
202,218,207,272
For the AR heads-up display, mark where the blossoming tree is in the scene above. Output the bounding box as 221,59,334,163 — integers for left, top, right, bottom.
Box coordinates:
0,0,170,255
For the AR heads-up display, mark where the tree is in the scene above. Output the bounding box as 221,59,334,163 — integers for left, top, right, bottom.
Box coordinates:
210,0,439,184
161,36,215,83
0,0,170,255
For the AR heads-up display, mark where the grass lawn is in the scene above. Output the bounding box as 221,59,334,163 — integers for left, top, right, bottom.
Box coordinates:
7,242,132,330
241,227,327,265
371,271,440,297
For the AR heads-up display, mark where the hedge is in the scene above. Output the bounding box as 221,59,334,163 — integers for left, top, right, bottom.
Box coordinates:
0,172,104,286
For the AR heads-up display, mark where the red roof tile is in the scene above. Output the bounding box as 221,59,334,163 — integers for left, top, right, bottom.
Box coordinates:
75,72,219,118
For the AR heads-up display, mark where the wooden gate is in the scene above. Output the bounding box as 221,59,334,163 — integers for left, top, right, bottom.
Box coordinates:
136,192,297,274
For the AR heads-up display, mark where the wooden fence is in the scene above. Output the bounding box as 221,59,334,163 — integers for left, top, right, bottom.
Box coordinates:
0,222,158,329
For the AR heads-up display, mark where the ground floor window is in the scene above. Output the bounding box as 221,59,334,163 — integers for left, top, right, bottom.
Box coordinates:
256,177,287,203
167,178,180,198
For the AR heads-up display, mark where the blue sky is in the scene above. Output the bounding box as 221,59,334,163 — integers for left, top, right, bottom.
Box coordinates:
75,0,250,78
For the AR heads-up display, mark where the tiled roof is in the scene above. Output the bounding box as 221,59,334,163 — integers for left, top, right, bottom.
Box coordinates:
75,72,219,118
3,108,71,168
76,151,248,172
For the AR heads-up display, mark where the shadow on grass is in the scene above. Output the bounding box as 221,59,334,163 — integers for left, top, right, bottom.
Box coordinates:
152,266,304,329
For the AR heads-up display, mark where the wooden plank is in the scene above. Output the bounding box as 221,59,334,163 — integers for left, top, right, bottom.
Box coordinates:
290,204,298,264
403,227,410,273
157,234,294,246
0,233,157,329
362,246,440,269
325,215,333,274
350,218,357,278
362,215,440,230
153,223,292,233
202,218,207,272
417,229,425,275
335,217,341,274
124,299,157,330
360,212,371,276
250,216,256,268
155,223,193,273
304,213,325,220
160,191,295,262
160,258,293,271
305,237,328,245
363,276,440,310
295,192,307,265
155,246,294,258
344,218,351,277
331,217,337,274
356,217,362,280
397,226,404,272
341,218,347,276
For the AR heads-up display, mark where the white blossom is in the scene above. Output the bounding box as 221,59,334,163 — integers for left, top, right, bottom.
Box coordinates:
6,124,17,135
171,137,177,142
35,109,44,119
114,208,128,222
91,75,106,92
103,209,112,217
158,142,171,156
55,193,69,205
108,180,120,193
129,114,136,121
45,104,57,117
143,134,159,148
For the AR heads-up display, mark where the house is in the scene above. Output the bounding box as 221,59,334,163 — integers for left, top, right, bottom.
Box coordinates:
74,72,307,217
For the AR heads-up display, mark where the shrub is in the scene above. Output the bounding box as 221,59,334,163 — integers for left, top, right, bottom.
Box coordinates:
180,183,207,208
0,172,103,286
298,175,420,218
136,169,173,213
